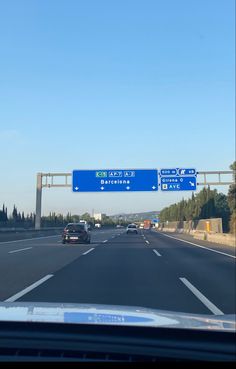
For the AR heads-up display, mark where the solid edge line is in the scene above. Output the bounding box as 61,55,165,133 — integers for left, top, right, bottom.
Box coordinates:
0,235,59,245
82,248,95,255
153,249,161,257
159,232,236,259
8,247,32,254
180,277,224,315
4,275,54,302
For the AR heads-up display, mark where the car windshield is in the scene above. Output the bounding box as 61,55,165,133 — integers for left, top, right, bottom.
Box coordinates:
66,224,85,232
0,0,235,362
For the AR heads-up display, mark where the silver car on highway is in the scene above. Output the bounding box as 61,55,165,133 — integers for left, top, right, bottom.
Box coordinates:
126,224,138,234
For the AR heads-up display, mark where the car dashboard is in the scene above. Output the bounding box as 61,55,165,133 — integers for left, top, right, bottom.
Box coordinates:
0,320,235,362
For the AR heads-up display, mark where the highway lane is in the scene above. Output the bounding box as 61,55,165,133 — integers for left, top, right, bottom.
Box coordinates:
3,229,234,315
0,228,123,301
153,230,236,257
143,230,236,314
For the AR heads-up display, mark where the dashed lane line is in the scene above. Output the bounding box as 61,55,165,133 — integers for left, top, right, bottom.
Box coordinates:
5,275,54,302
82,248,95,255
153,250,161,257
8,247,32,254
180,277,224,315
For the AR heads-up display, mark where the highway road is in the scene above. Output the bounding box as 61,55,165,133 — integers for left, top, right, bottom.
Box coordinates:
0,228,235,315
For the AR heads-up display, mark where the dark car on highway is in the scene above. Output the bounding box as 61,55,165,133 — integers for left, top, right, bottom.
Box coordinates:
62,223,91,244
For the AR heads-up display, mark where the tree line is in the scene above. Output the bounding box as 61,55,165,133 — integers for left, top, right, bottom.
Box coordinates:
159,162,236,233
0,206,116,228
0,204,36,228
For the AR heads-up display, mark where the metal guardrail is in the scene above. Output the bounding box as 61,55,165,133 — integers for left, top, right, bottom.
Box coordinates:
0,227,63,233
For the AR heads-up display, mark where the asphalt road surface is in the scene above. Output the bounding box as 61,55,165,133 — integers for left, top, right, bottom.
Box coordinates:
0,228,235,315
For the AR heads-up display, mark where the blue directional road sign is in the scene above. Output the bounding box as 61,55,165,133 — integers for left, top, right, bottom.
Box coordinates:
160,169,177,176
160,168,196,176
161,176,197,191
72,169,158,192
178,168,196,176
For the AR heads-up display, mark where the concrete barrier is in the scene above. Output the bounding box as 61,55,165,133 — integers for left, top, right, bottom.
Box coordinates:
159,228,235,247
192,231,207,241
0,228,63,243
0,227,63,233
203,233,235,247
161,228,176,233
159,218,223,233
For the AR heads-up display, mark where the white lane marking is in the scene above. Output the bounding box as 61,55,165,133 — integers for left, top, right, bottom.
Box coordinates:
8,247,32,254
145,240,150,244
153,250,161,257
82,248,94,255
160,233,236,259
4,275,54,302
180,277,224,315
103,240,108,243
0,235,59,245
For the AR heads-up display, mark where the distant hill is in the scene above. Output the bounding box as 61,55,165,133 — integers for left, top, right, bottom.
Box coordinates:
110,211,160,222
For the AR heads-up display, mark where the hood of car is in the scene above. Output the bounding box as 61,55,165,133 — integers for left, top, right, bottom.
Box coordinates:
0,302,235,331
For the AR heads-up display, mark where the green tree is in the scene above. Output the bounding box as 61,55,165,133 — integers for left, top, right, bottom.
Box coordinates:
214,192,231,232
227,161,236,233
12,205,18,224
81,213,92,222
71,214,80,222
227,161,236,213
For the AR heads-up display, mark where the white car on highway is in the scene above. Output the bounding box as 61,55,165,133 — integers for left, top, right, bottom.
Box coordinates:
126,224,138,234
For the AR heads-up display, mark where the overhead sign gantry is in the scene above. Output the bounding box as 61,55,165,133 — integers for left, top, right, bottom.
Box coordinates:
35,169,235,229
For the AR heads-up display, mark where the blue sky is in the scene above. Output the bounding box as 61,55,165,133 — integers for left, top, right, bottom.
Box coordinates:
0,0,235,216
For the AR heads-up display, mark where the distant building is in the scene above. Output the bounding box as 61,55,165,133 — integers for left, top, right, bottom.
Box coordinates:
93,213,106,221
94,213,102,221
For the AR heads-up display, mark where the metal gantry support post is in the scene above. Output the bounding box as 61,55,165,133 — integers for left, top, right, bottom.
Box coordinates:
35,173,42,230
